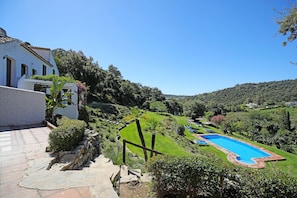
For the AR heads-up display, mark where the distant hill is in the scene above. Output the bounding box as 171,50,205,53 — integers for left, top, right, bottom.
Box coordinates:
164,94,189,100
186,79,297,107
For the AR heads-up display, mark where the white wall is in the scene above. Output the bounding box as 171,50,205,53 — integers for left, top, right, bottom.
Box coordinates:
54,83,79,119
17,78,79,119
31,48,50,61
0,85,45,126
0,40,59,87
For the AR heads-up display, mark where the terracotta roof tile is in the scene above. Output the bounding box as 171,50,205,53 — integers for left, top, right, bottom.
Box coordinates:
0,36,17,44
0,34,53,67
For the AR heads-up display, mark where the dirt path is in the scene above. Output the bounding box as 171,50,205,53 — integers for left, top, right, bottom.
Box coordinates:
120,182,151,198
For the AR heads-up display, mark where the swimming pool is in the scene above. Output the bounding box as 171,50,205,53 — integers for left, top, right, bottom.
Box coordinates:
201,134,271,165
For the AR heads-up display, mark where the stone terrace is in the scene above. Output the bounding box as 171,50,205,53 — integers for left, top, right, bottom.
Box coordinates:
0,125,119,198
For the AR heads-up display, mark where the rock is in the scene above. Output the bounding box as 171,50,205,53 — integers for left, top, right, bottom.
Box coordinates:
47,129,101,171
45,146,52,152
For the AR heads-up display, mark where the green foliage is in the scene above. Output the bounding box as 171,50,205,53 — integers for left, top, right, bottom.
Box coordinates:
148,155,297,198
108,64,122,78
49,117,86,152
165,99,183,115
183,100,206,119
239,169,297,198
123,107,143,123
52,48,166,107
45,75,69,120
120,112,191,157
87,102,132,166
30,74,76,82
144,116,159,132
103,143,123,165
223,108,297,154
281,109,292,130
78,106,90,124
276,4,297,46
210,115,226,128
184,80,297,111
31,75,75,120
149,101,167,112
176,124,185,136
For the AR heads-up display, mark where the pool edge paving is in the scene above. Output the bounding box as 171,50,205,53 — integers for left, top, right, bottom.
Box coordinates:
196,133,286,168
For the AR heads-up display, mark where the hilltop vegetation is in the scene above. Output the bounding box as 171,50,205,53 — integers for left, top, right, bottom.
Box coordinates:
53,48,165,108
185,80,297,111
53,48,297,117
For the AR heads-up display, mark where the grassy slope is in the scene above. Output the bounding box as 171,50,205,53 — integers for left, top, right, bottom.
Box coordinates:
120,110,297,177
120,112,190,158
233,134,297,176
265,147,297,176
175,114,297,177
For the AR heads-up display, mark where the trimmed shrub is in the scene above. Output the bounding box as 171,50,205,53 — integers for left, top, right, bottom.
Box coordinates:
147,155,297,198
49,117,86,152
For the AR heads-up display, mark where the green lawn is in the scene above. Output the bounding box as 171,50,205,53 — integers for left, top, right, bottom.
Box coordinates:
120,112,190,158
120,111,297,177
252,142,297,176
227,133,297,176
196,132,297,177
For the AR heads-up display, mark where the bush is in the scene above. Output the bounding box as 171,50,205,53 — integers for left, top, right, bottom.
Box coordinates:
49,117,86,152
78,106,90,124
176,124,185,136
147,155,297,198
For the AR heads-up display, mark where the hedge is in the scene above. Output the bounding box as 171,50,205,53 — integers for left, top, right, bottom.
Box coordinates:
49,117,86,152
147,155,297,198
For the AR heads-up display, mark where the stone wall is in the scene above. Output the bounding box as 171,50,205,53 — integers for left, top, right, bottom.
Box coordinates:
47,129,101,171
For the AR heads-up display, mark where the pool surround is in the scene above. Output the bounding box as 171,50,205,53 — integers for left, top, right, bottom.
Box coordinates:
197,133,285,168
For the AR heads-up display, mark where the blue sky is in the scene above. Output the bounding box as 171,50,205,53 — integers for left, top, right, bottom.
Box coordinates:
1,0,297,95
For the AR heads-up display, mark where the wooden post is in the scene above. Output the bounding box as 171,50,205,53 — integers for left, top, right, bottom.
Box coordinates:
150,131,156,158
124,139,163,155
123,139,126,164
136,119,148,161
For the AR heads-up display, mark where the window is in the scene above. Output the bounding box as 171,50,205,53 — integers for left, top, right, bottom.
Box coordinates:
32,69,37,75
34,84,47,93
21,64,28,76
6,58,12,86
63,89,72,105
42,65,46,75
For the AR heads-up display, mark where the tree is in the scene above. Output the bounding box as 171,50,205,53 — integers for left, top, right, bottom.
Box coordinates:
183,100,206,119
281,109,291,131
277,4,297,46
176,125,185,136
150,101,167,112
52,48,166,106
165,99,183,115
46,75,70,121
108,64,122,79
144,116,160,157
210,115,226,128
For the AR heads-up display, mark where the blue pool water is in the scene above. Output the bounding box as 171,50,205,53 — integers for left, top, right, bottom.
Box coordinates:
201,134,271,164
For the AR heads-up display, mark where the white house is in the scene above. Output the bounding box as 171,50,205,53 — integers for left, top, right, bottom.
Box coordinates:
0,28,79,125
0,29,59,87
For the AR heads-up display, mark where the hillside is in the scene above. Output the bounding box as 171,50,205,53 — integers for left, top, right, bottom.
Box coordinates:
188,79,297,108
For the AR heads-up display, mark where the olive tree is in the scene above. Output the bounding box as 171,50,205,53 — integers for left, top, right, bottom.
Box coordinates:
277,3,297,46
183,100,206,119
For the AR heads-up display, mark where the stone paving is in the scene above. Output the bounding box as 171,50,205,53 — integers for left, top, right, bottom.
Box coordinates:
0,125,119,198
